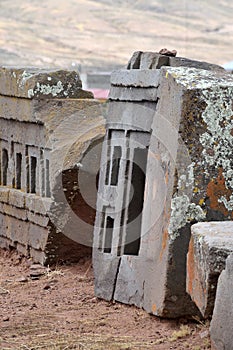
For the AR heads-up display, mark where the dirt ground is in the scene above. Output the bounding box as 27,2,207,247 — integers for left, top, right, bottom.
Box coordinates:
0,248,210,350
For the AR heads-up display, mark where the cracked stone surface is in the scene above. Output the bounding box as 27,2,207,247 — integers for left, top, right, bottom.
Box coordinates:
93,51,233,319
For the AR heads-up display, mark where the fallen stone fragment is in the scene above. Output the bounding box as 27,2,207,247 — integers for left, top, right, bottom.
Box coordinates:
210,253,233,350
187,222,233,318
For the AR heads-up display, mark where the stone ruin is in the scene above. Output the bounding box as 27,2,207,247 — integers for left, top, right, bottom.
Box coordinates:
1,52,233,349
92,51,233,349
0,67,105,264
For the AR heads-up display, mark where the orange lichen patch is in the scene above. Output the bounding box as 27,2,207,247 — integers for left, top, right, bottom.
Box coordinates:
152,303,157,313
187,237,195,296
160,230,168,261
206,168,232,217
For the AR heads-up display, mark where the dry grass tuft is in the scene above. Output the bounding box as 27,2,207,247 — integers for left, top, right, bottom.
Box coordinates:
169,325,192,342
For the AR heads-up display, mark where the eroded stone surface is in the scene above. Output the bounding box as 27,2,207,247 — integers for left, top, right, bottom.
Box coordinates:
93,52,233,319
210,253,233,350
0,66,105,264
187,222,233,318
0,67,94,99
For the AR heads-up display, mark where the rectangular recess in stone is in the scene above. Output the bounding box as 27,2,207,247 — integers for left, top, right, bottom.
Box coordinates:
118,153,130,256
124,147,148,255
45,159,51,197
0,67,85,99
98,206,107,252
110,146,122,186
105,130,112,186
2,148,8,186
40,149,45,197
30,156,37,194
16,152,22,189
26,146,29,193
104,216,114,253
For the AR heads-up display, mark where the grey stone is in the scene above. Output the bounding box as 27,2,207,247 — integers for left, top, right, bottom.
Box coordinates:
16,242,29,257
93,57,233,320
169,56,225,72
126,51,142,69
138,52,156,69
25,195,52,215
110,69,160,88
0,67,88,99
106,101,156,132
108,86,158,101
187,222,233,318
6,216,29,245
0,213,7,238
8,189,25,208
0,188,9,203
29,247,46,265
113,255,145,307
0,235,12,249
27,212,50,227
210,253,233,350
28,223,49,251
93,250,121,301
3,203,27,221
139,67,233,318
0,66,105,264
126,51,224,72
86,71,111,90
154,55,170,69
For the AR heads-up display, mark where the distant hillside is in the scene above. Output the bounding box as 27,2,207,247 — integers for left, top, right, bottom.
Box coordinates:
0,0,232,70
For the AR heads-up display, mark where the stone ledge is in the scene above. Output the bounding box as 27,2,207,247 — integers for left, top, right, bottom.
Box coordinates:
111,69,160,88
0,67,87,99
109,86,158,101
8,189,25,208
25,194,52,215
2,203,27,221
0,188,10,203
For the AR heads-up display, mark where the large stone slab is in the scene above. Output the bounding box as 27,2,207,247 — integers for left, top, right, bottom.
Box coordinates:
111,69,160,87
135,67,233,318
210,253,233,350
93,55,233,319
0,66,105,264
0,67,94,99
187,222,233,318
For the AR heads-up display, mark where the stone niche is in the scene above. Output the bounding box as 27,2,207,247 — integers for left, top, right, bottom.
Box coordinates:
0,67,105,264
93,51,233,318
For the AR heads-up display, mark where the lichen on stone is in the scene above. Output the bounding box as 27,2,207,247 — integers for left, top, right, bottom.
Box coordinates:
168,195,206,241
169,161,206,241
19,70,34,88
198,86,233,210
27,80,65,98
